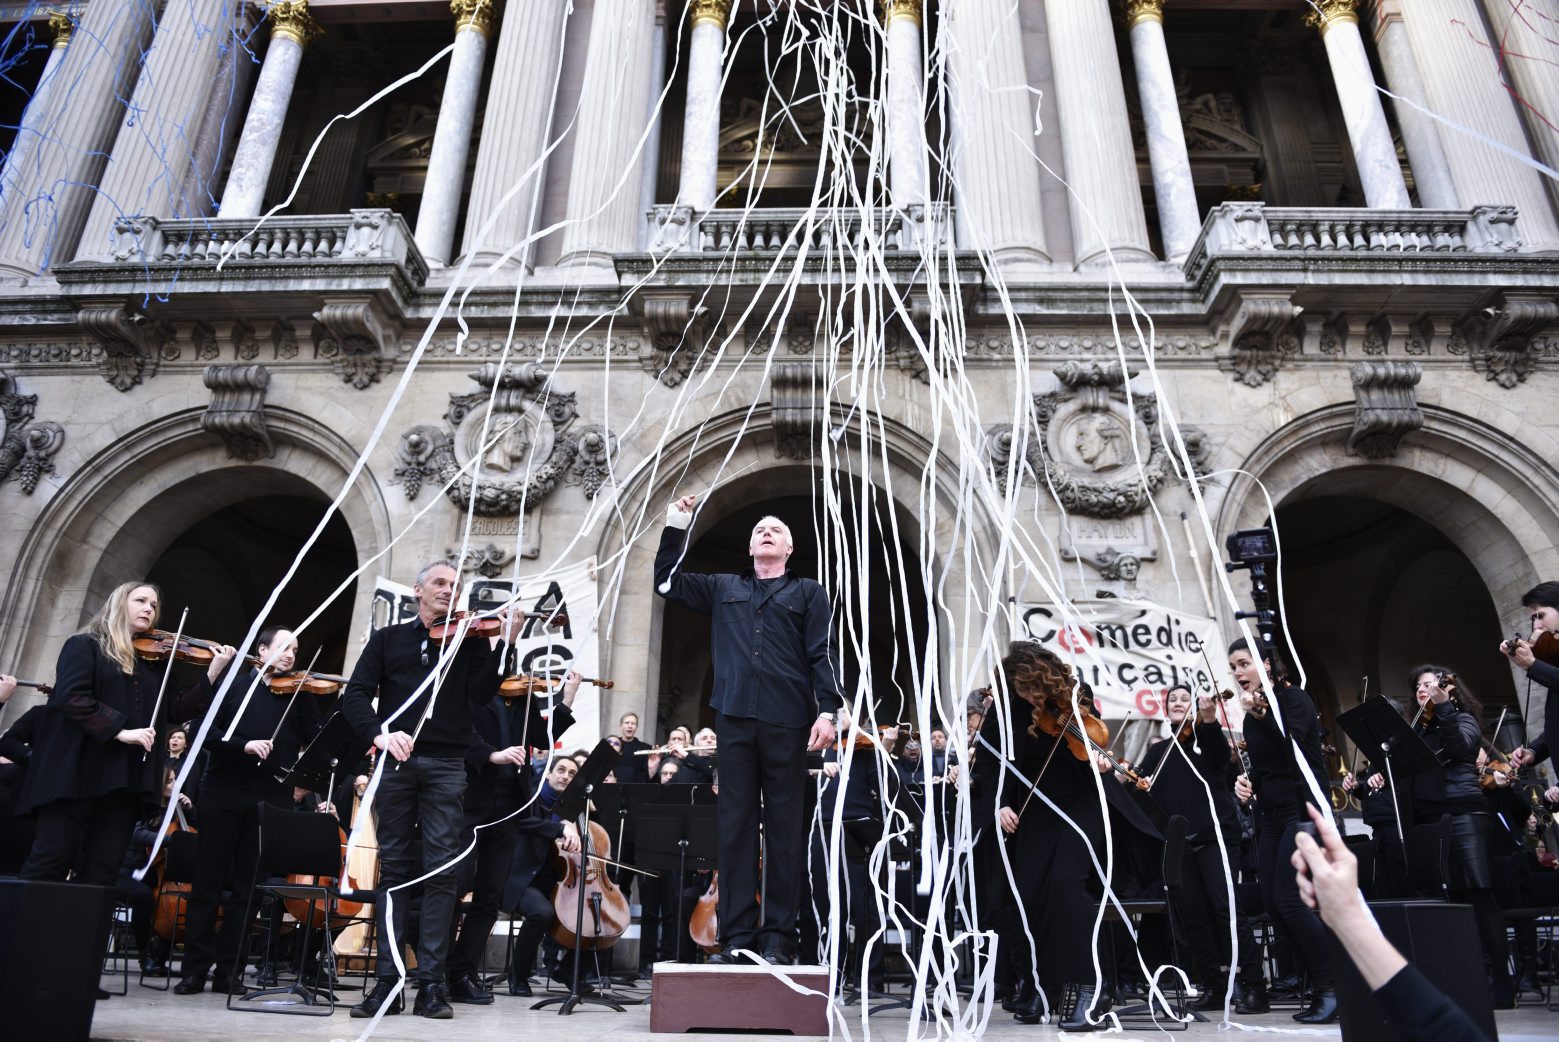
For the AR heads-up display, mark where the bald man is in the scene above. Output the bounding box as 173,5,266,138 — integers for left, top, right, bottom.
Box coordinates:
655,494,842,965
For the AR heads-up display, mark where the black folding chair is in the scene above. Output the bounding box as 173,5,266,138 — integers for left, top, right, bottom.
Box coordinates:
1404,820,1449,899
140,829,198,991
227,804,350,1016
1102,814,1202,1029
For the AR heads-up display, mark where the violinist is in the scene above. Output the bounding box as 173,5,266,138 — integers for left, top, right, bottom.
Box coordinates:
1227,637,1337,1024
1403,667,1514,1008
1504,583,1559,807
1133,685,1267,1014
17,582,236,887
976,642,1114,1030
445,668,581,1004
341,560,513,1020
500,755,582,996
175,626,306,995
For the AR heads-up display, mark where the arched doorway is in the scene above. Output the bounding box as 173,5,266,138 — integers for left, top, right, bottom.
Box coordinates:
655,482,931,740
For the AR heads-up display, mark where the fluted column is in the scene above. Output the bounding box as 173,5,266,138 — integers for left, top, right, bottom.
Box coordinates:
882,0,928,207
1308,0,1411,209
220,2,322,220
1400,0,1558,245
1124,0,1199,261
675,0,732,210
1369,0,1456,208
558,0,657,269
76,0,243,260
460,0,569,267
1481,0,1559,206
415,0,497,266
0,4,155,276
1042,0,1152,266
638,1,669,248
944,0,1047,265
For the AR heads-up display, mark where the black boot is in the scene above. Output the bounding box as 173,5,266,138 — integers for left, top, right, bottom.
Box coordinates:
1012,990,1049,1025
1292,988,1338,1024
414,982,454,1019
1060,984,1111,1032
1189,980,1226,1011
1003,978,1036,1015
350,978,404,1018
1235,979,1270,1015
448,972,493,1005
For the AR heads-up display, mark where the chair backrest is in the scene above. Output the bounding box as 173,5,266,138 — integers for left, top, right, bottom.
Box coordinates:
163,830,200,885
1404,821,1447,897
1159,814,1189,892
256,803,342,879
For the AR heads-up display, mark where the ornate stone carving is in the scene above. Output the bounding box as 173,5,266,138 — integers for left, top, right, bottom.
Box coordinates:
1123,0,1164,27
689,0,734,29
47,10,72,48
1226,295,1302,386
639,293,707,387
648,204,696,254
1061,545,1152,585
566,425,616,498
1455,295,1557,389
985,424,1031,497
394,364,594,515
267,0,323,46
271,319,299,360
201,365,274,461
1304,0,1359,32
233,319,260,360
1347,361,1421,460
878,0,921,24
313,299,396,389
78,304,172,391
451,0,497,36
770,363,823,461
0,370,64,494
1168,424,1212,481
448,542,513,579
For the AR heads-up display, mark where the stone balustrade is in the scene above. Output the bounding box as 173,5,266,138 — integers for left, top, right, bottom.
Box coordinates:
1188,202,1524,265
648,203,953,255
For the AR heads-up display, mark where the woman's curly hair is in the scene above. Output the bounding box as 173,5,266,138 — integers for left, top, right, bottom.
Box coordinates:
999,641,1079,738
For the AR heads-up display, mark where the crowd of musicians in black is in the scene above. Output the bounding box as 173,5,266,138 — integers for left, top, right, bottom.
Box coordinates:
1,538,1558,1033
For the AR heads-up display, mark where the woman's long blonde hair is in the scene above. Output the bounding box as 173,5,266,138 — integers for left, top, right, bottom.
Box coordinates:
87,581,159,674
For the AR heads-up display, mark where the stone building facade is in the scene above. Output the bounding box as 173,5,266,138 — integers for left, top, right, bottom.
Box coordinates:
0,0,1555,756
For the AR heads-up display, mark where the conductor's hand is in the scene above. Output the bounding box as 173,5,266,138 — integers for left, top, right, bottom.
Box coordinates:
557,820,581,854
675,495,698,515
375,730,415,762
808,714,836,752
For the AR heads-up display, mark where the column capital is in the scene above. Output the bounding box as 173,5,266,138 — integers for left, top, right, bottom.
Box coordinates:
46,9,72,49
688,0,732,30
267,1,323,48
1304,0,1359,34
451,0,498,37
878,0,922,26
1123,0,1165,29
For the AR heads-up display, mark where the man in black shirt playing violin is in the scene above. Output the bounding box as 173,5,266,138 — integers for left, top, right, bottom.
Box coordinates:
342,560,515,1020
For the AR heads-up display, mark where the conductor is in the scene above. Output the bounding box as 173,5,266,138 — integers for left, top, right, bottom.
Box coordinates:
655,495,842,964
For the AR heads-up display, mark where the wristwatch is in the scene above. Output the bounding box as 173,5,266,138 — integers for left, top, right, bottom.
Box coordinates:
817,712,837,725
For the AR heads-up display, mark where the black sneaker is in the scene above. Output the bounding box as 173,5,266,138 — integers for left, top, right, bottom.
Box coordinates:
447,972,493,1005
414,982,455,1019
350,978,404,1018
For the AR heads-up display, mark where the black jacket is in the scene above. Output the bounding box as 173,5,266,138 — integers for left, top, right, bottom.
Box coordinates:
199,667,305,796
616,738,651,783
1138,722,1238,843
1242,685,1327,825
654,526,843,729
1408,700,1483,811
18,634,212,815
1523,657,1559,767
342,617,502,760
463,696,576,822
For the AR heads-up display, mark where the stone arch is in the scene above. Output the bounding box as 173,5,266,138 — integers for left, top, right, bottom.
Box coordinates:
0,407,393,702
593,402,1004,726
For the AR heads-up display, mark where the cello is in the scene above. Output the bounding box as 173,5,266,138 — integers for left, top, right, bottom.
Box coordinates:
548,820,631,950
688,872,721,955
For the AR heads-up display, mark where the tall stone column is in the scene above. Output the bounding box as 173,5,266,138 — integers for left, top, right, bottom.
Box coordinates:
76,0,244,260
675,0,731,211
883,0,928,208
1400,0,1558,245
1042,0,1152,266
557,0,657,269
37,11,72,94
1124,0,1199,261
944,0,1048,266
0,4,155,276
220,2,322,220
1308,0,1411,209
415,0,497,266
1369,0,1456,208
1481,0,1559,206
460,0,570,267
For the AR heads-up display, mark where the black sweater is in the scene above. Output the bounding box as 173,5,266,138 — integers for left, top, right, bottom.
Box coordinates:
1242,685,1327,825
1138,722,1237,842
1375,963,1490,1042
1521,657,1559,767
200,667,305,795
342,617,502,760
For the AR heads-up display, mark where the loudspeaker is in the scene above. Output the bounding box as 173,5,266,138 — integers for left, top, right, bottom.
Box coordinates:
1334,899,1498,1042
0,879,115,1042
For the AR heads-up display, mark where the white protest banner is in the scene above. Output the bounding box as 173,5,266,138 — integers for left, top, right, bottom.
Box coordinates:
366,559,602,752
1018,600,1242,727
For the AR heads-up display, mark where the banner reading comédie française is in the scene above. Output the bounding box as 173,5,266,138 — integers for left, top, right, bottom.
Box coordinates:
367,558,601,752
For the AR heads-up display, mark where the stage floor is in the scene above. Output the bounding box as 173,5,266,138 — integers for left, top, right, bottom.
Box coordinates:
85,974,1559,1041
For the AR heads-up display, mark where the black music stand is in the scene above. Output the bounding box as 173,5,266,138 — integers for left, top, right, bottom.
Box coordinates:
633,800,720,964
1337,697,1438,849
274,710,360,793
533,740,627,1015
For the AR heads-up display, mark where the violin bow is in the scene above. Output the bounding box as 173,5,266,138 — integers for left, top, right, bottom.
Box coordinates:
269,648,322,745
1148,703,1196,789
142,607,189,764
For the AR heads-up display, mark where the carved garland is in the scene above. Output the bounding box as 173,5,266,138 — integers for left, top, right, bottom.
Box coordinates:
0,369,65,494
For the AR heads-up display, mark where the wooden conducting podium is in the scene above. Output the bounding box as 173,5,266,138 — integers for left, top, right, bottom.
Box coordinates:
650,962,831,1035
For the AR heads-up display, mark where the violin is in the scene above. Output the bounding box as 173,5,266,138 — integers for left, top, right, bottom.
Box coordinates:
1478,759,1513,791
499,672,613,698
1530,631,1559,667
549,820,631,950
427,608,570,645
0,676,52,695
264,668,348,696
133,629,227,665
688,871,721,955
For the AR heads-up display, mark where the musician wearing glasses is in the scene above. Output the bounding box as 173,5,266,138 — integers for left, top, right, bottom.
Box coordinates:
341,560,516,1020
